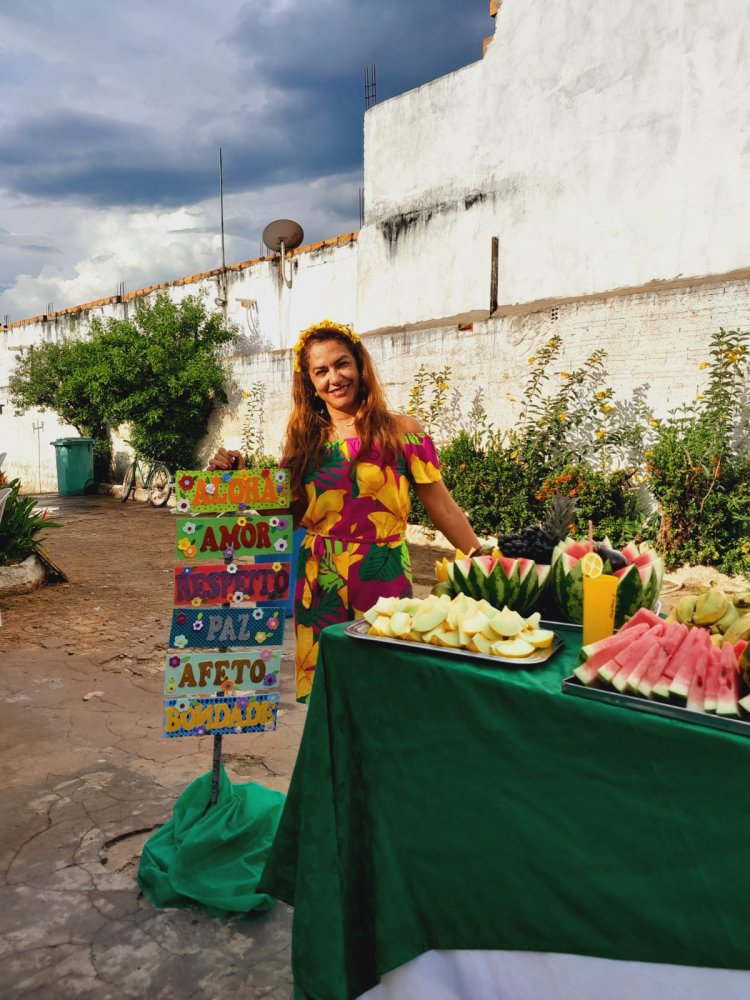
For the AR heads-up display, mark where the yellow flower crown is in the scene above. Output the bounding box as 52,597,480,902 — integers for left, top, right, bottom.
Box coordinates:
292,319,361,372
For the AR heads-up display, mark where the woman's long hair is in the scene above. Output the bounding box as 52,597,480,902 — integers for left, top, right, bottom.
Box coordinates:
283,328,402,499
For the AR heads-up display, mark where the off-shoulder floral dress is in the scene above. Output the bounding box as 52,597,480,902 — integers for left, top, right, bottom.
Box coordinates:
293,432,442,701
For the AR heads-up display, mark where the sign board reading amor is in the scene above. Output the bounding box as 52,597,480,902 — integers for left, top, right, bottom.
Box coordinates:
175,516,292,561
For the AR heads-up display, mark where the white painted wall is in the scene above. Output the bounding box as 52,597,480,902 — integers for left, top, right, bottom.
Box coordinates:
0,238,357,490
358,0,750,331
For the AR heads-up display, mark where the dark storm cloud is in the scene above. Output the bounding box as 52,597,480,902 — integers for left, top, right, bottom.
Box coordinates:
0,1,489,210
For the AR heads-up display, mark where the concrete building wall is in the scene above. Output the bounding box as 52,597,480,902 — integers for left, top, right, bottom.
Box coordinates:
358,0,750,330
0,237,357,490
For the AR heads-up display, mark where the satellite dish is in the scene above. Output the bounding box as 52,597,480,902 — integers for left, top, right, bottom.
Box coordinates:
262,219,304,289
262,219,304,253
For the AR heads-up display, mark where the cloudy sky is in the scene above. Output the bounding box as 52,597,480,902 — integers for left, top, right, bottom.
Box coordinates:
0,0,489,321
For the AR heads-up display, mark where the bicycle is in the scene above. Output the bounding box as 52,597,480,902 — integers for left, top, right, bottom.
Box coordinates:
120,455,173,507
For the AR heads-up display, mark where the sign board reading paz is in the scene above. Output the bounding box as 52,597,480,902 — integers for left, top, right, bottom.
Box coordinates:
169,605,285,650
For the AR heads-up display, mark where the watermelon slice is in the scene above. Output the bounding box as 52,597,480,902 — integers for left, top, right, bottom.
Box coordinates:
606,625,664,691
449,553,549,615
669,628,710,702
739,693,750,716
685,645,709,712
703,644,724,713
626,643,667,694
573,622,649,685
621,606,663,633
716,642,740,717
651,627,696,699
637,622,688,697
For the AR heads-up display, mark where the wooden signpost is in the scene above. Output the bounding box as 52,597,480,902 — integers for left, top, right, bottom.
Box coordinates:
164,467,292,804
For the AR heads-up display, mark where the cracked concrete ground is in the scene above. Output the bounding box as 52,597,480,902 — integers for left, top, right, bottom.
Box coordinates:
0,494,441,1000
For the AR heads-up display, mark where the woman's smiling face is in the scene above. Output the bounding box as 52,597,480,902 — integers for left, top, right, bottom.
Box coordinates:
306,338,361,414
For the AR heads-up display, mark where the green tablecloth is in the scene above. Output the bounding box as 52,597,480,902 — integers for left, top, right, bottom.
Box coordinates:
259,622,750,1000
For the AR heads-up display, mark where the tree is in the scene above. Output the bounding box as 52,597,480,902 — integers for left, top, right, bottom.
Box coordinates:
9,292,237,473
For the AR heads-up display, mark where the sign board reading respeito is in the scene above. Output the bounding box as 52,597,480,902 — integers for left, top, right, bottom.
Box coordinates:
163,467,292,739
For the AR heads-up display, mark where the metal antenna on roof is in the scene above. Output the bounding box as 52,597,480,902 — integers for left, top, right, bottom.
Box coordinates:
364,64,377,110
215,149,228,308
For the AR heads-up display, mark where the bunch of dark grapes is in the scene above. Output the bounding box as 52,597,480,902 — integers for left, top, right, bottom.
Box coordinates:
497,525,554,564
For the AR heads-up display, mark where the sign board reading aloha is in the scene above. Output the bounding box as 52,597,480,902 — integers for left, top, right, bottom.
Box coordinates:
175,468,290,514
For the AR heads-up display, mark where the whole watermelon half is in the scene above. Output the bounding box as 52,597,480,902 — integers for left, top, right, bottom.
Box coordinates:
445,553,551,616
549,537,664,628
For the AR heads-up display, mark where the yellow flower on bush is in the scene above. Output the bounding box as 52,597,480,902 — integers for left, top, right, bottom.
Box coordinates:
528,356,535,363
601,404,614,414
649,418,660,427
559,371,570,379
558,412,567,421
699,361,709,370
596,430,606,440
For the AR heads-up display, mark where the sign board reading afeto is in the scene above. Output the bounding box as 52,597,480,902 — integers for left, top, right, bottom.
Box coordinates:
176,516,292,561
175,468,290,514
165,649,283,697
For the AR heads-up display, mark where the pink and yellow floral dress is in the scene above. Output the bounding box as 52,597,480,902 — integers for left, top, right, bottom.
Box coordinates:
293,431,442,701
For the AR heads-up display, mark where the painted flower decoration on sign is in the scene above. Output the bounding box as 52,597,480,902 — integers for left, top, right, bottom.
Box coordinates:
237,517,247,527
176,612,188,625
255,631,267,643
267,617,279,631
236,696,250,710
177,538,191,551
221,472,232,482
224,546,235,561
272,562,282,572
175,698,191,712
205,483,216,495
260,649,273,661
192,620,204,631
277,519,287,530
227,563,238,574
169,655,181,667
191,597,202,607
185,545,197,559
275,538,288,552
263,673,277,687
177,499,190,513
179,475,194,491
269,517,280,527
252,608,264,620
221,679,235,692
183,522,196,535
231,591,245,604
173,635,188,648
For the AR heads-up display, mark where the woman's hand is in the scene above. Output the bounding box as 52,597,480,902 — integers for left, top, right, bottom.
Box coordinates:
207,448,244,471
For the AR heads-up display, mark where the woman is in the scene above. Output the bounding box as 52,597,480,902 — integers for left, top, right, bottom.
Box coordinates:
210,319,481,701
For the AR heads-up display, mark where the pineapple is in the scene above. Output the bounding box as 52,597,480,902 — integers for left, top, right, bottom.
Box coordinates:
497,494,577,564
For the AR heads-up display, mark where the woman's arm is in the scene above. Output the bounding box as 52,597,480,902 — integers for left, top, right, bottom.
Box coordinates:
413,478,481,554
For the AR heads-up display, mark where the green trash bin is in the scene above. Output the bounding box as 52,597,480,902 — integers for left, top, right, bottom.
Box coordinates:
51,437,95,496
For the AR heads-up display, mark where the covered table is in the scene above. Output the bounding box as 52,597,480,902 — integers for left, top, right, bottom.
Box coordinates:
259,622,750,1000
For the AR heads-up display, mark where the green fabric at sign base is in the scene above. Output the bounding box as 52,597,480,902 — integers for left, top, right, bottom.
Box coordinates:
138,766,285,916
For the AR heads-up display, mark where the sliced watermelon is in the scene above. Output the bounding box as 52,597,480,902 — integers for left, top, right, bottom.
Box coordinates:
703,645,723,713
637,622,688,697
670,629,710,701
447,552,548,614
621,606,663,633
716,642,740,717
606,625,664,691
653,628,700,699
686,646,709,712
626,643,667,694
574,622,649,685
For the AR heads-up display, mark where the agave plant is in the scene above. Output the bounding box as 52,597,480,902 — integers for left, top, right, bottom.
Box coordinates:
0,478,61,566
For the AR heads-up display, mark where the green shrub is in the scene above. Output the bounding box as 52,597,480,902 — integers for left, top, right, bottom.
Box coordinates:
0,479,61,566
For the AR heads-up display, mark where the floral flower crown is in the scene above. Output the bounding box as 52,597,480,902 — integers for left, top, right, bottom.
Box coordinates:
292,319,361,373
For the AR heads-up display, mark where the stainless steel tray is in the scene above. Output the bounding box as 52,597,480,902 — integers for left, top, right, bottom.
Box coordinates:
562,675,750,738
344,618,564,667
